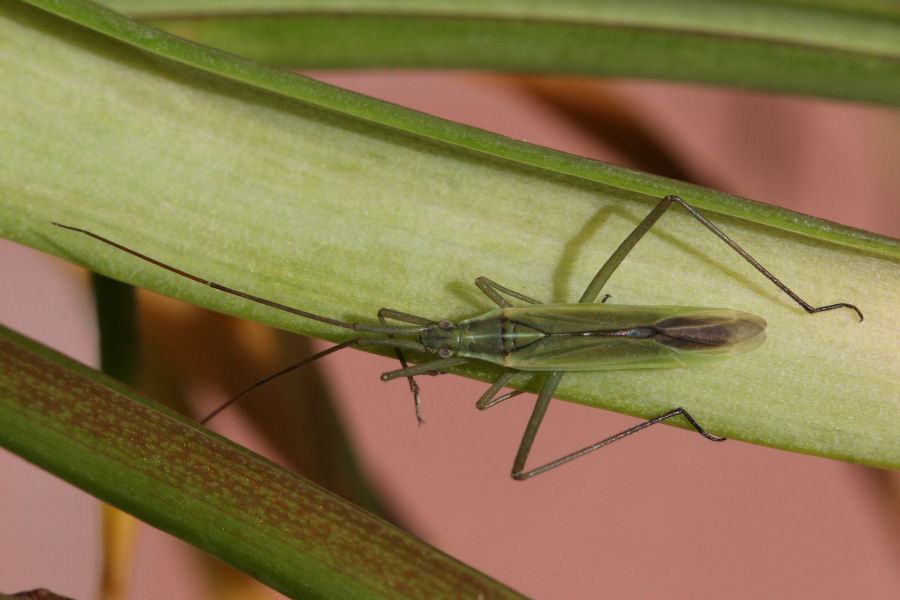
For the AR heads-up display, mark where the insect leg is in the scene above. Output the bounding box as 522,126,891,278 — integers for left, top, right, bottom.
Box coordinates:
475,371,526,410
380,357,469,381
471,278,543,408
503,196,716,478
376,308,434,326
381,356,470,422
376,309,446,372
578,196,863,319
512,407,725,480
376,310,447,373
475,277,543,307
506,194,864,479
377,308,435,425
510,372,563,479
673,197,862,319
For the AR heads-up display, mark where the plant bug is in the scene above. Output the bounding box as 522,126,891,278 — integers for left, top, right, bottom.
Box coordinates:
53,195,862,479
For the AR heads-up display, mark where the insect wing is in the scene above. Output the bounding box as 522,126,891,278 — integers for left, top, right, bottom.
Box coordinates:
500,304,765,370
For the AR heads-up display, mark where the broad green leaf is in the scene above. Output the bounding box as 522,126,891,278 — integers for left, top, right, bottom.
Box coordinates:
0,324,527,599
2,0,897,470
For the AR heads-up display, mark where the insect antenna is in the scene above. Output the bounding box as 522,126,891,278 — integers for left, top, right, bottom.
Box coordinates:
199,339,358,424
52,223,440,423
51,223,360,331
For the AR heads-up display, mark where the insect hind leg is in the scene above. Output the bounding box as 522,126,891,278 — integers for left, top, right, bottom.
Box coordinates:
579,195,863,318
512,406,725,480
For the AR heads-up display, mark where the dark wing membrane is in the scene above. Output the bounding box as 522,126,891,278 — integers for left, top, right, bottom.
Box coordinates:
654,311,766,353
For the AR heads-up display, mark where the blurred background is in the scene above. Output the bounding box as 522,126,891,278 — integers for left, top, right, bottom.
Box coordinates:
2,72,898,599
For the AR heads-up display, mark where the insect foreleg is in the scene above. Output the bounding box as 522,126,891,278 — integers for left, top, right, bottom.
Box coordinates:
375,308,436,424
380,356,470,422
379,357,469,381
511,407,725,481
371,304,466,424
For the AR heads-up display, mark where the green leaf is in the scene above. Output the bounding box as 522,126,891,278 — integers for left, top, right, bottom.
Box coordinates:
0,324,527,599
2,0,897,471
111,0,900,106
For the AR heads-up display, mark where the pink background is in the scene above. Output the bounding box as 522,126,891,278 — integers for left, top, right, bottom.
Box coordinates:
2,73,898,599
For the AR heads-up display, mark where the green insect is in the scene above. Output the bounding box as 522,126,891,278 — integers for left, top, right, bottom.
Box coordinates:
54,195,862,480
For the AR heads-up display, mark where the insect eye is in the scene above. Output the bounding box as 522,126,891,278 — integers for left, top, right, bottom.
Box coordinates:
438,320,452,329
438,348,452,358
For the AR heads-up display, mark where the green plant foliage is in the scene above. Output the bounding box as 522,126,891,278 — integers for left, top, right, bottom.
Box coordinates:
0,0,898,596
